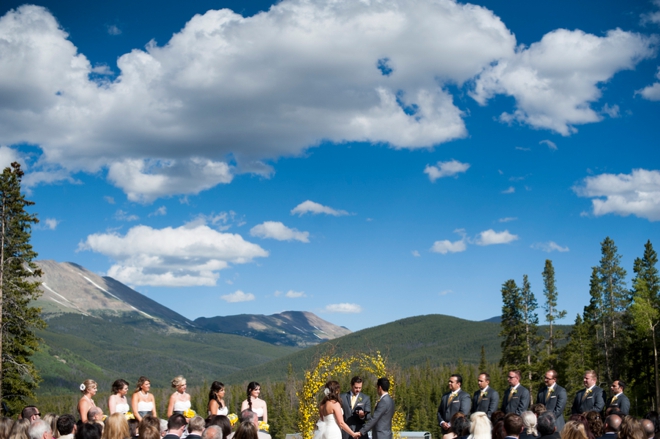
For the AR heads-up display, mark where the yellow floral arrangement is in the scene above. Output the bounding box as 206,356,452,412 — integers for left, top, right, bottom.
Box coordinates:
228,413,238,426
125,412,135,420
183,409,196,419
297,352,404,439
258,421,270,432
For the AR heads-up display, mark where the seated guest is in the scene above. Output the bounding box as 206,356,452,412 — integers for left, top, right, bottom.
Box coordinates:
127,421,138,439
619,417,645,439
101,414,129,439
642,421,655,439
644,413,660,439
201,426,223,439
186,417,205,439
562,422,588,439
0,418,14,439
538,412,559,439
21,407,40,423
585,412,604,439
453,416,471,439
74,424,100,439
532,405,547,418
445,413,467,439
467,412,491,439
163,415,186,439
570,415,594,439
598,415,622,439
28,421,52,439
42,415,59,439
207,416,231,439
56,416,76,439
521,411,539,439
504,413,524,439
9,420,30,439
234,422,258,439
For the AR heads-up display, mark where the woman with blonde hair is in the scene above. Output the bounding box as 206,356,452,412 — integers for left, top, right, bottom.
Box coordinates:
8,419,30,439
619,416,646,439
102,414,129,439
562,421,588,439
42,415,59,439
468,412,492,439
167,376,191,417
78,379,98,423
0,418,14,439
131,376,157,422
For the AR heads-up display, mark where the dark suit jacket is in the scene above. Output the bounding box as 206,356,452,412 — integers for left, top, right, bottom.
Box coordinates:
359,394,394,439
607,393,630,415
536,384,567,430
471,387,499,417
437,389,471,426
341,391,371,439
501,385,531,415
597,433,618,439
539,432,561,439
571,386,605,414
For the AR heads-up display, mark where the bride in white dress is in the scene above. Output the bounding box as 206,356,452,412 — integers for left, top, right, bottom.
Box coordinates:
315,381,360,439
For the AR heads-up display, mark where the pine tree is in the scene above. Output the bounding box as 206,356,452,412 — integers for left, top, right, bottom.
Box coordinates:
500,279,525,370
479,346,487,373
560,314,595,396
630,240,660,410
542,260,566,366
520,275,542,394
595,237,629,383
0,162,45,411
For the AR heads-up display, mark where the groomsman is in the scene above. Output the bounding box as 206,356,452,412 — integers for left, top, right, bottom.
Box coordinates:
342,377,371,439
571,370,605,414
536,370,567,431
501,370,530,415
607,380,630,415
437,374,471,432
472,373,499,417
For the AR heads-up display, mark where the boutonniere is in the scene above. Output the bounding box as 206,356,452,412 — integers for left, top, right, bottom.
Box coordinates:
358,397,363,403
481,391,488,397
586,389,593,395
512,389,518,395
548,388,554,395
612,396,618,402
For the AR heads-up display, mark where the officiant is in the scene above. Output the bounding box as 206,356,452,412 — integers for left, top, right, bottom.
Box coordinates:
341,377,371,439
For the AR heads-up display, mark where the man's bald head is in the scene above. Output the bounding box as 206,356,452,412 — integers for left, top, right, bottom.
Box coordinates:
643,420,655,438
605,415,622,433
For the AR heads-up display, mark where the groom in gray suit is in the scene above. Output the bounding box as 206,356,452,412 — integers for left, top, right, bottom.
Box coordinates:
342,377,371,439
358,378,394,439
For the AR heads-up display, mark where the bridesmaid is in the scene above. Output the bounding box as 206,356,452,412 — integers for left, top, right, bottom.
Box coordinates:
131,376,157,422
167,376,191,417
77,379,97,423
109,379,130,415
207,381,228,416
240,382,267,423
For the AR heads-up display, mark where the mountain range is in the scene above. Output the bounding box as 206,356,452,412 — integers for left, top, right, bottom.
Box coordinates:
31,259,534,395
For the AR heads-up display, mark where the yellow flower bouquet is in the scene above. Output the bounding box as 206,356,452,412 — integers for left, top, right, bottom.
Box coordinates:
183,409,196,419
258,421,269,432
228,414,238,426
125,412,136,420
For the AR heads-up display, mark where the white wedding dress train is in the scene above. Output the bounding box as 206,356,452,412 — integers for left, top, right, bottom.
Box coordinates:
314,411,343,439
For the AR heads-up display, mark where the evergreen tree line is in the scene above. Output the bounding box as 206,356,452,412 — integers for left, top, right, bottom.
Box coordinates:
499,236,660,417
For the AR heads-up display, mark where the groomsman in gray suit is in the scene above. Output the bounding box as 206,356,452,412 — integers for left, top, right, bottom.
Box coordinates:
536,370,567,431
437,374,472,432
472,373,499,417
342,377,371,439
501,370,530,415
572,370,605,414
358,378,394,439
607,380,630,415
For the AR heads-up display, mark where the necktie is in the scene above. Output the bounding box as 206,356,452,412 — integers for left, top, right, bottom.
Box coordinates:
478,392,485,403
351,394,357,409
448,392,456,404
582,389,588,401
509,387,515,399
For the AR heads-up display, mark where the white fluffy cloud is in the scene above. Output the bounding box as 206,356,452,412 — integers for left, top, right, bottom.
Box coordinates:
430,239,467,254
324,303,362,313
0,146,21,169
637,67,660,101
276,290,306,298
0,2,517,200
291,200,349,217
574,169,660,221
471,29,655,135
424,159,470,182
250,221,310,243
540,140,557,150
532,241,570,252
42,218,59,230
221,290,255,303
79,223,268,286
475,229,519,245
107,158,233,203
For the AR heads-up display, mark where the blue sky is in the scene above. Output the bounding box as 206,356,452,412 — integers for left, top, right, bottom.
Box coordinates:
1,0,660,331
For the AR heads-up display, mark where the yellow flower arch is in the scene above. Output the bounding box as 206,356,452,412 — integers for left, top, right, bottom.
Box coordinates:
297,352,405,439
